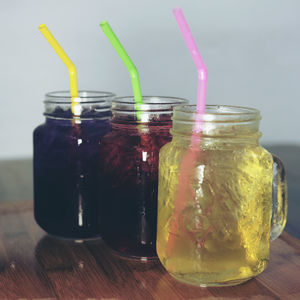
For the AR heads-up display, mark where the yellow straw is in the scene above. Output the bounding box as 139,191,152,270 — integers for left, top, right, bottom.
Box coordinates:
38,24,80,116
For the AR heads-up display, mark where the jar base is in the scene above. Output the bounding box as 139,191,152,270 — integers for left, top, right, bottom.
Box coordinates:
109,248,158,262
47,233,102,243
102,237,158,261
35,217,102,241
169,273,253,287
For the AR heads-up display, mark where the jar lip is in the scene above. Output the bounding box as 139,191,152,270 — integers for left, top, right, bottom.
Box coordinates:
45,90,115,104
173,104,261,123
45,115,111,121
112,96,188,111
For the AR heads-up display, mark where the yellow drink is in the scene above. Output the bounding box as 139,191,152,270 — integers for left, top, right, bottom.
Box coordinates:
157,137,273,286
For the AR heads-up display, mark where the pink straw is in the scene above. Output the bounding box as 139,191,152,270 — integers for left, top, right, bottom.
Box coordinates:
165,8,208,255
173,8,207,116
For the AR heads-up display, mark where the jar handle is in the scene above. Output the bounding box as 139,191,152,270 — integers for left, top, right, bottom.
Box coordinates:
270,154,288,241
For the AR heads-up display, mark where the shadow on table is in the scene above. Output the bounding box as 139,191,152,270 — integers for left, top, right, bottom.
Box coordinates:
0,143,299,238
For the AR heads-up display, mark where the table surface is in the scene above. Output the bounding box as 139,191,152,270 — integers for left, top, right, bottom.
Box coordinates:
0,201,299,299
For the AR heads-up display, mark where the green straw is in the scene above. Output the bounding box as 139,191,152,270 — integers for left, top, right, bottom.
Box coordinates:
100,21,143,114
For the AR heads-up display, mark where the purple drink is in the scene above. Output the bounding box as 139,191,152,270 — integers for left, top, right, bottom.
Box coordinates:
99,96,187,258
34,91,114,239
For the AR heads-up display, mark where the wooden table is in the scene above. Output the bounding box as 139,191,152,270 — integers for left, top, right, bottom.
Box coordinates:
0,201,299,299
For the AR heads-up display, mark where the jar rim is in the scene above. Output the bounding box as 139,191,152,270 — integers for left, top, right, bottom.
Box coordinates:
113,96,187,104
173,104,261,123
112,96,188,112
45,90,115,104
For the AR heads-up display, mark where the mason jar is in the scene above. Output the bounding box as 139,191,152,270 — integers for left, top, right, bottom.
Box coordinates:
98,96,188,259
34,91,115,239
157,105,287,286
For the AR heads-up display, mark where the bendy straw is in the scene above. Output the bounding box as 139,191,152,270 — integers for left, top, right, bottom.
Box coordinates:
166,8,209,254
173,8,207,116
38,24,80,116
100,21,143,111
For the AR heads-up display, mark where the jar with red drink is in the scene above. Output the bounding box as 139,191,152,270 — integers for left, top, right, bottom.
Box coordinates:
99,96,187,259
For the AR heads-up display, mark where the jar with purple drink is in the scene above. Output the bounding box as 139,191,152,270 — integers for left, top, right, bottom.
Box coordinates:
99,96,188,259
34,91,115,239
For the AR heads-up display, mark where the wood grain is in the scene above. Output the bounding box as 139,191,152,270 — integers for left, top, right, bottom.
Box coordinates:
0,201,299,299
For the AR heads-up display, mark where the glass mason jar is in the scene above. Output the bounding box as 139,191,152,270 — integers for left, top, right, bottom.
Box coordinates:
98,96,188,259
157,105,287,286
33,91,115,239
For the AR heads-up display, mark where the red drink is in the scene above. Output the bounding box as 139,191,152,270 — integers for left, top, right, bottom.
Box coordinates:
99,96,187,258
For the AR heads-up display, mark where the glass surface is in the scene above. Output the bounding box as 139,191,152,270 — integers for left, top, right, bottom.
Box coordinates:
99,96,187,259
157,105,286,286
33,91,114,239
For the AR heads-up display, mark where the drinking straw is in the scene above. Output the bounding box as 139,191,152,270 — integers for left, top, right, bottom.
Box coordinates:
38,24,80,117
173,8,207,134
166,8,208,254
173,8,207,115
100,21,143,114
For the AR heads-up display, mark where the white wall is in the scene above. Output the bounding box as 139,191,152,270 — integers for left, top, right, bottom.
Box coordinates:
0,0,299,159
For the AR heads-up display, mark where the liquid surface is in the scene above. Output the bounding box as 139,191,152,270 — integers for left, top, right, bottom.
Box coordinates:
157,140,273,286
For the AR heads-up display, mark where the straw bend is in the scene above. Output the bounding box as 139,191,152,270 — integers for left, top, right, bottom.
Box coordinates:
38,23,79,115
198,69,207,80
100,21,143,106
173,8,207,113
166,8,208,256
173,8,207,71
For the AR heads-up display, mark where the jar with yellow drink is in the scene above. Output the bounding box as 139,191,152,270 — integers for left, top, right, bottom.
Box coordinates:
157,105,287,287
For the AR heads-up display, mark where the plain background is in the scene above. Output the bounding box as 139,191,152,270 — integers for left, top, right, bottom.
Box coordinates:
0,0,299,159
